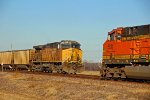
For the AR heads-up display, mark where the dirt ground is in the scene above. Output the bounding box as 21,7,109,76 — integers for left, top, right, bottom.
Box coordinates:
0,72,150,100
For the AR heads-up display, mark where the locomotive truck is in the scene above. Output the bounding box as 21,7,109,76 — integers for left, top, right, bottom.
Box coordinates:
0,40,83,74
101,24,150,80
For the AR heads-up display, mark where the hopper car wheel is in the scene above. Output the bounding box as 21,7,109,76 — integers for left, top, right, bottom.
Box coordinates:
62,71,68,74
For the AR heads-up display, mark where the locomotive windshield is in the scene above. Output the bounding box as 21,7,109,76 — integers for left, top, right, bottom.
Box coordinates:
108,33,115,41
60,40,80,49
71,43,80,49
60,42,71,48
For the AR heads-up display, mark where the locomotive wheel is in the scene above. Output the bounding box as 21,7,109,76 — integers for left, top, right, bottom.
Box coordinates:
100,67,128,81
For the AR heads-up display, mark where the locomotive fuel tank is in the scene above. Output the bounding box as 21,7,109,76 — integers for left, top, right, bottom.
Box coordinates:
125,65,150,80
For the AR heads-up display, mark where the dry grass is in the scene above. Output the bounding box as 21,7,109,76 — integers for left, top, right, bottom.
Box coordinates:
77,71,100,76
28,83,36,88
129,88,150,94
0,72,150,100
11,71,22,78
106,94,118,100
0,91,34,100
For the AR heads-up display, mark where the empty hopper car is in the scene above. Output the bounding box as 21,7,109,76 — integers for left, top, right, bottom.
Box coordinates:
0,40,83,74
101,24,150,80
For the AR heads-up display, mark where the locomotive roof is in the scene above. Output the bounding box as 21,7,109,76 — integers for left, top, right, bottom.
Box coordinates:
33,40,80,49
60,40,80,45
108,24,150,35
124,24,150,28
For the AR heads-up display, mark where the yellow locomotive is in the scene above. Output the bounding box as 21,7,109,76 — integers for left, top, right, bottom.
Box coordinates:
0,40,83,74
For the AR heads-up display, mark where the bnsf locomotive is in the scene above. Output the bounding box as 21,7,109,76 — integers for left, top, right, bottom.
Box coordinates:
101,24,150,80
0,40,83,74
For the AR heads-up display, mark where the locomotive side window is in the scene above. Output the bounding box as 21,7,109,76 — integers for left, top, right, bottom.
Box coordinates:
116,33,121,40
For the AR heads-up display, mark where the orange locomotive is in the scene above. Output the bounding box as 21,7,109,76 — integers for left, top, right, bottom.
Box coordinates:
101,24,150,80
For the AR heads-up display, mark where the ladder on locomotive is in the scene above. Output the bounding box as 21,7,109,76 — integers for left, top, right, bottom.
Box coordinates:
135,40,141,54
130,39,141,61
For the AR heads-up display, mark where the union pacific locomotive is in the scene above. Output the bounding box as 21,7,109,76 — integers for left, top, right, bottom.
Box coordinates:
101,24,150,80
0,40,83,74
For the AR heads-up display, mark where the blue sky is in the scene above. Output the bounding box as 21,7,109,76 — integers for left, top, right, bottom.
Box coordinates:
0,0,150,62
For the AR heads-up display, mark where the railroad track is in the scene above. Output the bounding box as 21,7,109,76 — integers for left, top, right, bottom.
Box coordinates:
3,70,100,80
3,70,150,84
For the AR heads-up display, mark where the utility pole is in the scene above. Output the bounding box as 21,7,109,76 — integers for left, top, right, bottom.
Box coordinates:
11,44,15,70
1,63,3,72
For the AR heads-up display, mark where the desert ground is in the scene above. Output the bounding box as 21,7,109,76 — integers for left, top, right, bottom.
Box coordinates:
0,71,150,100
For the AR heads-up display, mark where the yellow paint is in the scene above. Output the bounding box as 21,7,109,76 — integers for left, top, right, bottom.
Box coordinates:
122,34,150,41
0,52,12,64
62,48,82,64
103,56,110,59
115,55,130,59
133,55,139,59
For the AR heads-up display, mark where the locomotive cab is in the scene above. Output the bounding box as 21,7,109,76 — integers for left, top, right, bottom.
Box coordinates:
107,28,123,41
60,40,81,49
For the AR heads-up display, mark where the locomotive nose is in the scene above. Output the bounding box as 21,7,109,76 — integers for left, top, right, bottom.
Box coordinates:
71,48,82,63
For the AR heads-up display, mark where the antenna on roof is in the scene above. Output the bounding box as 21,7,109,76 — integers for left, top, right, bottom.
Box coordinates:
11,44,13,51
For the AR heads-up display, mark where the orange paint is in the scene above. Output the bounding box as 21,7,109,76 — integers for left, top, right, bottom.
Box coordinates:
103,26,150,61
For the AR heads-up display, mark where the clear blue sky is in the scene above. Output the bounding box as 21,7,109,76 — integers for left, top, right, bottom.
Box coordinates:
0,0,150,62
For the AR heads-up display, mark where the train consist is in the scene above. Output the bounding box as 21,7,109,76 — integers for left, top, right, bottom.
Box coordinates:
101,24,150,80
1,24,150,81
0,40,83,74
